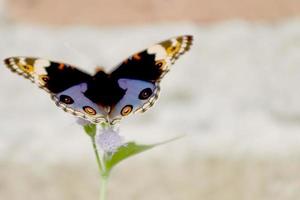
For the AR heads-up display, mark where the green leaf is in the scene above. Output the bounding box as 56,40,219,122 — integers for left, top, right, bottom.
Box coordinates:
83,124,97,138
104,142,153,173
104,135,184,173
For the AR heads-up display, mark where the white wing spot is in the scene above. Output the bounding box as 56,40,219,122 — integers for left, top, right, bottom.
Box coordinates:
34,59,50,68
147,45,167,61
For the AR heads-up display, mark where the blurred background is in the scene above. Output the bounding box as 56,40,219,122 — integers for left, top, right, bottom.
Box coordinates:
0,0,300,199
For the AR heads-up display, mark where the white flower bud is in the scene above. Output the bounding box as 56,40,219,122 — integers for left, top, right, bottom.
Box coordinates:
96,127,123,153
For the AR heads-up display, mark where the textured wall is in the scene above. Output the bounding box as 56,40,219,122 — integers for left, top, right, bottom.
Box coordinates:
7,0,300,25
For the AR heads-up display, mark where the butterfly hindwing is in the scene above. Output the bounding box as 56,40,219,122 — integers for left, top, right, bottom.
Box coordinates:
109,35,193,122
52,82,108,124
4,57,108,123
109,79,157,122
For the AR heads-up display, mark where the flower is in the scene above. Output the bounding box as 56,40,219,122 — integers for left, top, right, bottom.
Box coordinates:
96,127,124,153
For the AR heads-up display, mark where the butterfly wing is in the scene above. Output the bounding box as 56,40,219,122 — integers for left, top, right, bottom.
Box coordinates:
4,57,108,123
108,35,193,123
4,35,193,125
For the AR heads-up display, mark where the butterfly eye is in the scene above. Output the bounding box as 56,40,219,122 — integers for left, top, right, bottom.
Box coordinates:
121,105,133,116
59,95,74,104
139,88,153,100
83,106,97,115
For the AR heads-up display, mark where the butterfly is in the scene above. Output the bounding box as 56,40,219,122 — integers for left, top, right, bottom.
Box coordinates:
4,35,193,125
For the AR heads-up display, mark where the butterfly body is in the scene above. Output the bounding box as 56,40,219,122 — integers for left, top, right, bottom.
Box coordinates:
4,35,193,124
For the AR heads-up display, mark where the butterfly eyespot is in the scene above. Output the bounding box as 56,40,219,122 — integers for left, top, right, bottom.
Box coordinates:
155,60,166,69
39,75,49,83
42,77,49,82
167,44,180,54
59,95,74,104
121,105,133,116
83,106,97,115
19,64,34,73
156,62,162,68
139,88,153,100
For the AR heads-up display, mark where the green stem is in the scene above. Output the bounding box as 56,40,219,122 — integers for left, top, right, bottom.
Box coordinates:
92,136,104,173
91,136,110,200
100,175,108,200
